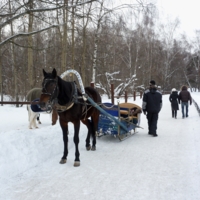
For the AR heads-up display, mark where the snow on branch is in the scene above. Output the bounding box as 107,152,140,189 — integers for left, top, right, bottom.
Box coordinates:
96,71,137,98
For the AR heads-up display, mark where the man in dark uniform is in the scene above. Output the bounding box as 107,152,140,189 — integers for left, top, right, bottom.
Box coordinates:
142,80,162,137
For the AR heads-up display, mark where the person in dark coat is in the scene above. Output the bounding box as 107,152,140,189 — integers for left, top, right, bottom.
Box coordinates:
169,88,179,119
142,80,162,137
178,85,192,118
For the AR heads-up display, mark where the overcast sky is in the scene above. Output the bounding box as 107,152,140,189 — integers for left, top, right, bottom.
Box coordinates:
154,0,200,38
115,0,200,39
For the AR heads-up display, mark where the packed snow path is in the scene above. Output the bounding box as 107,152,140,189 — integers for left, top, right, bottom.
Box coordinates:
0,94,200,200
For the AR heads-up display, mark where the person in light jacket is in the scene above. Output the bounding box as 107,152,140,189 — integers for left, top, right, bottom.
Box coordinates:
178,85,192,118
169,88,179,119
142,80,162,137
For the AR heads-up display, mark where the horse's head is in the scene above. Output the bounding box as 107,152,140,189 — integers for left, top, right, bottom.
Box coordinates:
39,68,59,111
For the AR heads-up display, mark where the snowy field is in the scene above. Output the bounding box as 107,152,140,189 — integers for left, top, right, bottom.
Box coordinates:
0,92,200,200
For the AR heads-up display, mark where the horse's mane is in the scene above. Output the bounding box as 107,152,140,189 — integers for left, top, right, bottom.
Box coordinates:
57,76,74,105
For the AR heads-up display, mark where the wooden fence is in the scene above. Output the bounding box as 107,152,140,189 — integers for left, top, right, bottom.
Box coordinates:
1,83,143,106
91,83,143,104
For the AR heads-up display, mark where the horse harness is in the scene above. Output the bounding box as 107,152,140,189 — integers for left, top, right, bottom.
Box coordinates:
42,78,93,118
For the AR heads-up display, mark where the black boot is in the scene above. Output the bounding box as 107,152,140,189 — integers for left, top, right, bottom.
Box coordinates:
172,110,174,118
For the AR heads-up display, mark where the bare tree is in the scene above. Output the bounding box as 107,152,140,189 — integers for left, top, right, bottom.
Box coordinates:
0,28,2,105
80,0,92,85
60,0,68,72
191,30,200,91
9,0,20,106
157,18,180,91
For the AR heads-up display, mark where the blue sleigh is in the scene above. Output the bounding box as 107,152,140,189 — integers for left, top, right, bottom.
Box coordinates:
97,102,142,141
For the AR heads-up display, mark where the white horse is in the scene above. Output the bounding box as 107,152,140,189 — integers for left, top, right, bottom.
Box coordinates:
26,88,58,129
27,105,41,129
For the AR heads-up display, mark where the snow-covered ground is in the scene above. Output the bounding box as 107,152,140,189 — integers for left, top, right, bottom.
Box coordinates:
0,92,200,200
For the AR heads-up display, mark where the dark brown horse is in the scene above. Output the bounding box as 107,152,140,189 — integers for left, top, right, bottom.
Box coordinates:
39,68,101,166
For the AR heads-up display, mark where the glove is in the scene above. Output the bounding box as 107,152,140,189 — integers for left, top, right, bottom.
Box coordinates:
143,110,146,115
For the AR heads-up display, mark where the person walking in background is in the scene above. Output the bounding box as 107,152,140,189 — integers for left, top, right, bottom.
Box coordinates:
178,85,192,118
142,80,162,137
169,88,179,119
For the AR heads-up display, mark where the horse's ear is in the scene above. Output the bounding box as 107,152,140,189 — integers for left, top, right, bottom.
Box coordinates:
52,68,57,78
43,69,47,77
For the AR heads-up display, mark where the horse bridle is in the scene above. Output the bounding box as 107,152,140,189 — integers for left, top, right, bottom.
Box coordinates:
41,78,59,112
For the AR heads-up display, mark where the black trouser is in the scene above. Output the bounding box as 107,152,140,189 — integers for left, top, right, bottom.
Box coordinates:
172,110,177,118
147,112,158,134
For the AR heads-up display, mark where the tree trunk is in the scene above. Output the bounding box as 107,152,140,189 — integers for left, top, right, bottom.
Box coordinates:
27,0,34,89
71,0,75,70
81,1,92,86
92,1,103,84
0,29,3,106
61,0,68,73
92,21,101,84
9,0,19,107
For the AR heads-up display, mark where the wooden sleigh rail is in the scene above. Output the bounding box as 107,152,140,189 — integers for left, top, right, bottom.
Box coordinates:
0,101,39,105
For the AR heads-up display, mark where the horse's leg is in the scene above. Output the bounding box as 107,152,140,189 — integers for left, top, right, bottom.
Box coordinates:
27,105,33,128
29,110,35,129
90,118,96,151
73,120,80,167
81,119,92,151
90,111,100,151
52,108,58,125
33,113,38,128
59,119,69,164
37,114,41,124
27,105,31,122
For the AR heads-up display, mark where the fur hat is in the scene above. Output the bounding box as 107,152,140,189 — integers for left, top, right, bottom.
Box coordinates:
149,80,156,85
181,85,188,91
172,88,176,92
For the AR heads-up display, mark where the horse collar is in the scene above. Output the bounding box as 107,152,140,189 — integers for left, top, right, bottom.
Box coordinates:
55,81,78,112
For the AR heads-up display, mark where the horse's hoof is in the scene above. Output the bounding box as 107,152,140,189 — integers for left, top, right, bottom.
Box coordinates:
74,161,80,167
86,145,91,151
59,159,67,164
91,146,96,151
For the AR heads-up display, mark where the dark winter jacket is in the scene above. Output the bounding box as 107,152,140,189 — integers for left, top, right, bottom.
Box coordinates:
142,87,162,113
178,85,192,104
169,91,179,110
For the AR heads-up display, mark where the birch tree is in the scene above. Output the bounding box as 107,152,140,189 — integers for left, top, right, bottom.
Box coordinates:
91,0,104,84
60,0,68,73
80,0,92,85
158,18,180,91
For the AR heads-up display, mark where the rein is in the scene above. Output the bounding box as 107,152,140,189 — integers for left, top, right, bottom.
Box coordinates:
55,102,74,112
41,78,59,112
